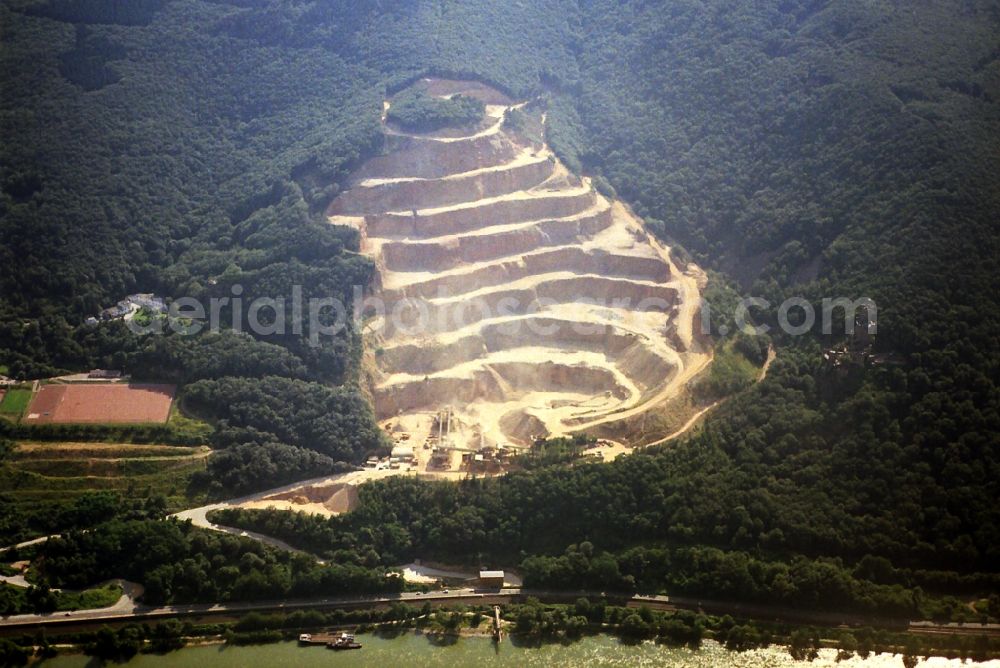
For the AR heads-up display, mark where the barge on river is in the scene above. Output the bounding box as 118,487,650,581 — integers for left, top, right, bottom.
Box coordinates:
298,632,362,650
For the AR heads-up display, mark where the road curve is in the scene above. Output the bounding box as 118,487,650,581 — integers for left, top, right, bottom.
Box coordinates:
644,344,776,448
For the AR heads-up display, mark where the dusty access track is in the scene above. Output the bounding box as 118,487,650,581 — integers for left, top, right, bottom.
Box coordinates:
329,79,710,448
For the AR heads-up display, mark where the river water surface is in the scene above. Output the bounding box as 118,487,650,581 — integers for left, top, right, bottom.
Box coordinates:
41,635,1000,667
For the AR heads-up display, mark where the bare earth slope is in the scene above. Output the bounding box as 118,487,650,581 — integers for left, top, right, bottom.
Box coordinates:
329,80,709,448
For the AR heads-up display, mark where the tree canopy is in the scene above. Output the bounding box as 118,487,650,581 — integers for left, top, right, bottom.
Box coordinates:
2,0,998,604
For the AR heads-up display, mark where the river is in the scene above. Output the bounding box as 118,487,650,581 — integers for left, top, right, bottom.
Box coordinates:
40,635,1000,667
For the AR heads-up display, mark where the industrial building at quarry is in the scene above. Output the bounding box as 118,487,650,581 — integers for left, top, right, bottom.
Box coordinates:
329,79,710,471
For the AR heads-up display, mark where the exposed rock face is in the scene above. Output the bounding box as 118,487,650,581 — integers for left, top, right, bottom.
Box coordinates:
329,81,709,446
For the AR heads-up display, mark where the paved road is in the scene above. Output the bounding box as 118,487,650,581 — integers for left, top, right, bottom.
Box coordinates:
172,502,306,554
2,586,998,640
0,535,50,554
0,587,501,630
169,469,408,554
0,573,30,588
0,578,144,623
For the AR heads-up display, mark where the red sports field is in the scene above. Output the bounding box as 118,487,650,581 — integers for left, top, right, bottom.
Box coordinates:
24,384,176,424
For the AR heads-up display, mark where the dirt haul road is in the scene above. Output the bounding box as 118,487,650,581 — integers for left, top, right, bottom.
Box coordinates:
330,79,711,449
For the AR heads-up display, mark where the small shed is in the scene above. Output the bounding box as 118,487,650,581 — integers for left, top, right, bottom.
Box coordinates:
88,369,122,379
391,445,415,461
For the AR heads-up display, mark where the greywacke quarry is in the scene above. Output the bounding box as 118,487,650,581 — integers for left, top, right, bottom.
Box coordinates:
329,79,711,456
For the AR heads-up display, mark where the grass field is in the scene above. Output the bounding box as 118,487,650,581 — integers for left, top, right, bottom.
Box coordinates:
14,453,208,478
691,340,760,402
56,583,122,611
167,402,213,441
0,582,122,613
0,388,32,419
13,442,204,460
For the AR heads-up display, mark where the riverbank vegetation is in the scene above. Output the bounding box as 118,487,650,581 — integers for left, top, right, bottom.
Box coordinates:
1,598,997,666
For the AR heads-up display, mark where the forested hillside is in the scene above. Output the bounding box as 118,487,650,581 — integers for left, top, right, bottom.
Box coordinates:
2,0,999,596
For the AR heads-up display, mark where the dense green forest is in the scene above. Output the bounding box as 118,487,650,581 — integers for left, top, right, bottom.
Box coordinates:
386,89,485,132
28,518,400,604
2,0,999,612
